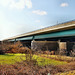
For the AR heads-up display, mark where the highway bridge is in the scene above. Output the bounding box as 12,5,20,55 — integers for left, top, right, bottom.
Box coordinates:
3,20,75,56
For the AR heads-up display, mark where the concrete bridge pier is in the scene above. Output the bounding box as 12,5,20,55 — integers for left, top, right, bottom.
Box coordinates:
31,40,59,54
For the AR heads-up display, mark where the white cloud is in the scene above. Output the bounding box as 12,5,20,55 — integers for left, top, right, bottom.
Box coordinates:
0,0,32,10
60,3,68,7
25,0,32,8
32,10,47,15
10,0,25,10
0,0,11,7
39,25,46,29
35,20,40,23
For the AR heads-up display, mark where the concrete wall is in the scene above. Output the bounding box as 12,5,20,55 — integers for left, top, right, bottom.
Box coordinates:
31,41,59,53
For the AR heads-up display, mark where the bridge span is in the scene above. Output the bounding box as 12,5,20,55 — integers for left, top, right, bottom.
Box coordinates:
3,20,75,42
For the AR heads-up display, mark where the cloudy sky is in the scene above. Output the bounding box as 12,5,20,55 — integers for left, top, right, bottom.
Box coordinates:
0,0,75,40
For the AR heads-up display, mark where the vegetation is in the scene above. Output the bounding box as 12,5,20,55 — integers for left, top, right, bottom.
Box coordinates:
33,55,67,66
0,54,74,75
0,41,75,75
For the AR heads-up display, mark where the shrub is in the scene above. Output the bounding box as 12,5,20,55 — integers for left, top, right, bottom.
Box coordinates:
42,51,55,55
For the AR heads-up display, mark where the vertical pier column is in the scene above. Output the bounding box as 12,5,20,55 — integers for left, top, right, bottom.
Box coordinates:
58,39,61,52
14,39,16,44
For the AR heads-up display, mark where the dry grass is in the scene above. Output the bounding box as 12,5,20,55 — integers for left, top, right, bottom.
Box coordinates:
56,70,75,75
0,60,74,75
39,54,75,62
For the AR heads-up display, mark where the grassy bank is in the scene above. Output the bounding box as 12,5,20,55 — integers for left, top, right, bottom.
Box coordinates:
33,55,67,66
0,53,67,66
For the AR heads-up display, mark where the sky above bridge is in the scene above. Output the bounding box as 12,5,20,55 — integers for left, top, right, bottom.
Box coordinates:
0,0,75,40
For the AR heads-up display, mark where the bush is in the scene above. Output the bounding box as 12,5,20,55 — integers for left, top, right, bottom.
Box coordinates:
0,41,34,55
42,51,55,55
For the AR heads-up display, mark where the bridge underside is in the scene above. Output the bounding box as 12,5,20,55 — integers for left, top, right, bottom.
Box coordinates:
34,29,75,41
35,36,75,42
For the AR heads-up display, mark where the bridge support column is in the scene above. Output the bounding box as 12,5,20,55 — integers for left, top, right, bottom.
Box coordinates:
31,40,35,50
58,39,61,51
58,39,67,55
14,39,16,44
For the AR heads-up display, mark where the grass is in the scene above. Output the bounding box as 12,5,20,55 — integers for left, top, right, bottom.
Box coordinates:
0,54,25,65
0,53,67,66
56,70,75,75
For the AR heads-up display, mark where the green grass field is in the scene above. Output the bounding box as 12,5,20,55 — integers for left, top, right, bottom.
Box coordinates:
0,54,67,66
0,54,25,65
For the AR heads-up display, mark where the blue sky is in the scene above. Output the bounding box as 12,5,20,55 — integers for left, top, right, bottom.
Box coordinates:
0,0,75,40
